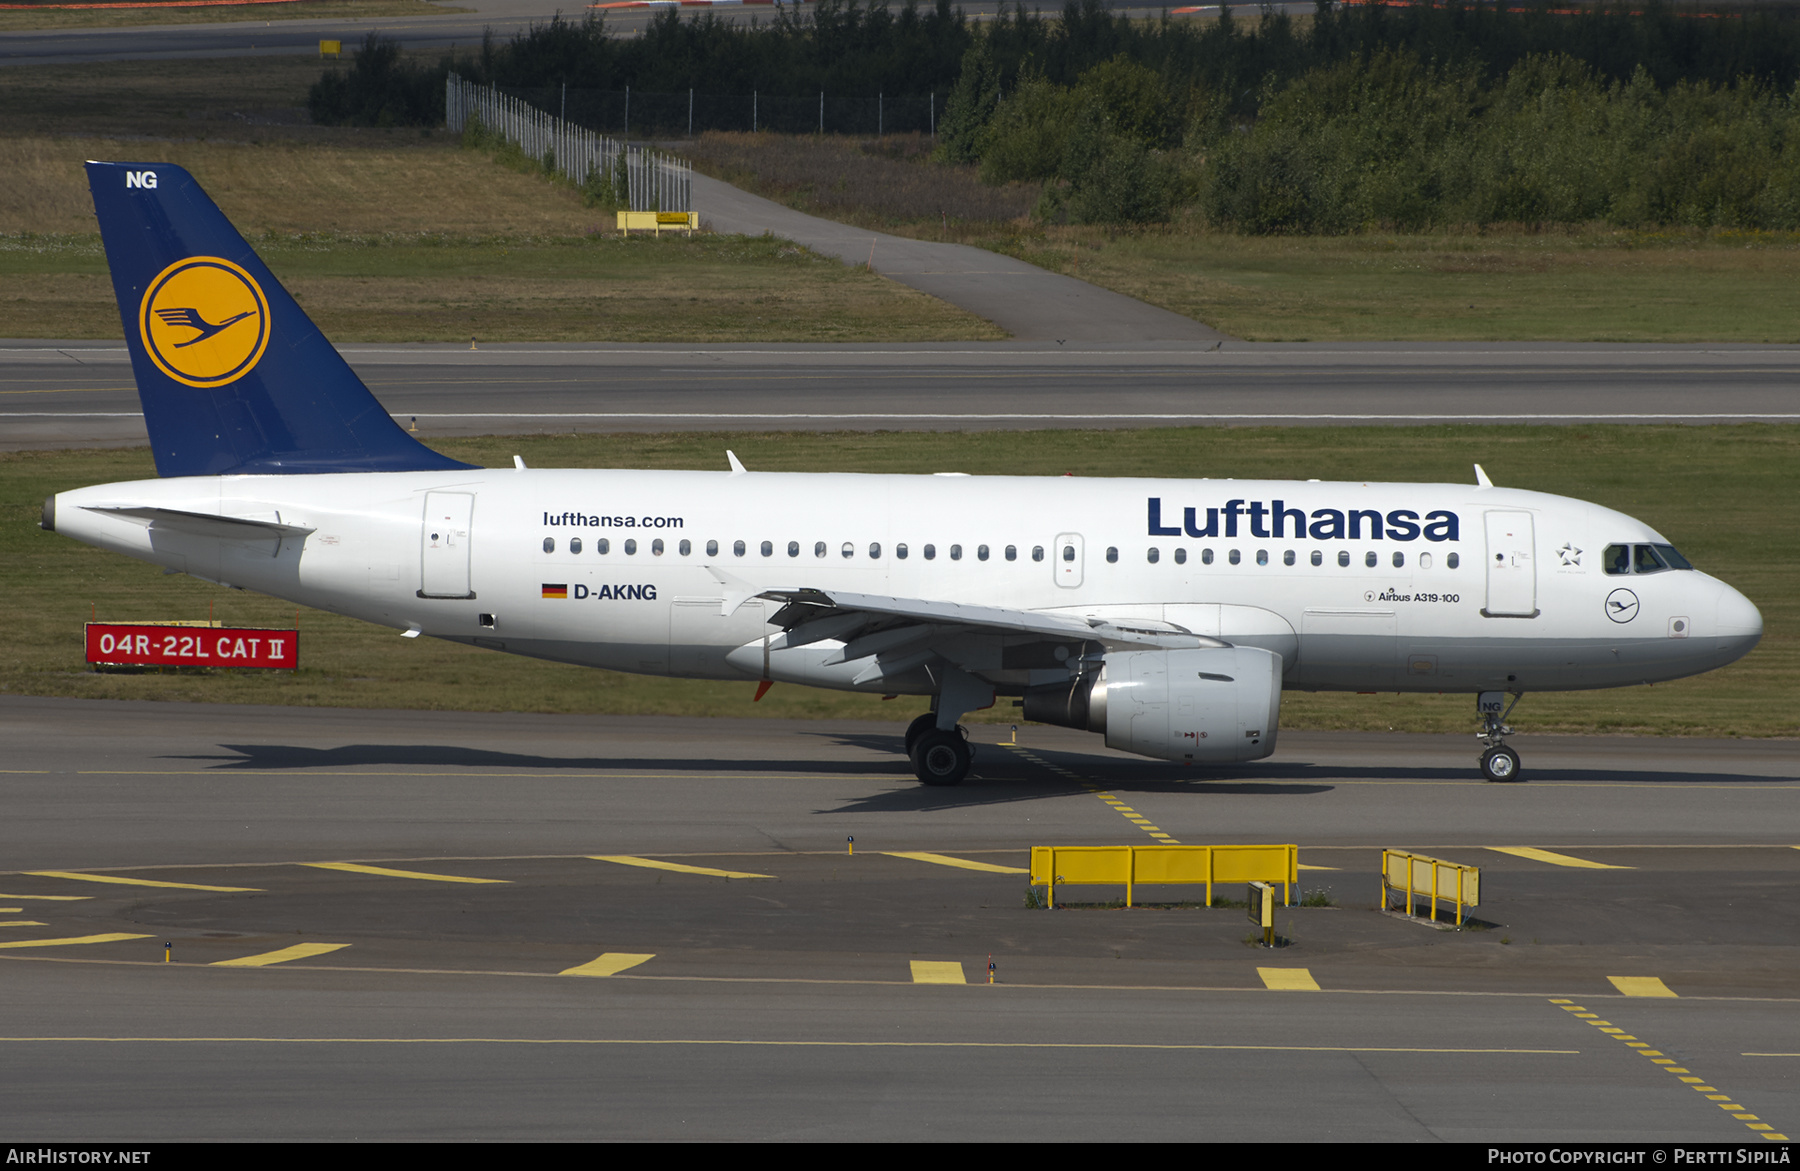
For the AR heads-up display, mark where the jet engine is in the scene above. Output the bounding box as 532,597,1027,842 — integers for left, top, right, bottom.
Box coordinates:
1022,646,1282,764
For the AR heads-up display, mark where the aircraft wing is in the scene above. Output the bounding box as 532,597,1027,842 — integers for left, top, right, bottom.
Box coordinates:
757,586,1222,654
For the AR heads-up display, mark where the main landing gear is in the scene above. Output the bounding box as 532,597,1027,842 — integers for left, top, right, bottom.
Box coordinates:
904,711,974,787
1478,691,1524,783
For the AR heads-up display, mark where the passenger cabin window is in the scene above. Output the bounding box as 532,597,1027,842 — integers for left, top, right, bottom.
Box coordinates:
1105,547,1118,563
679,539,692,556
1447,552,1460,569
841,542,854,559
815,541,827,558
570,537,583,554
1201,549,1214,565
654,539,665,556
1365,551,1378,568
1392,552,1404,568
869,542,882,559
1228,549,1240,565
978,545,990,561
897,543,909,560
598,538,610,555
1283,550,1295,566
1420,552,1432,569
624,539,637,555
760,540,773,557
950,545,963,561
1311,551,1322,567
924,544,936,560
543,537,555,554
1338,551,1350,568
1062,545,1076,562
1174,548,1187,565
787,541,799,558
1147,547,1160,564
733,540,746,557
706,539,718,557
1005,545,1017,561
1032,546,1045,562
1256,550,1268,566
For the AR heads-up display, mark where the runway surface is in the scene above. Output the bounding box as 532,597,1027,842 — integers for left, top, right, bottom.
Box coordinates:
5,340,1799,449
2,695,1795,1140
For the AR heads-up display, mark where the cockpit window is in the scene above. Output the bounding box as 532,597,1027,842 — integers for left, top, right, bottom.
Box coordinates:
1606,542,1693,574
1653,544,1693,570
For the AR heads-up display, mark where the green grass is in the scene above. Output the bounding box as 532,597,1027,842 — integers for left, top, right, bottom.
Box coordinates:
4,425,1794,737
966,225,1800,343
0,231,1001,343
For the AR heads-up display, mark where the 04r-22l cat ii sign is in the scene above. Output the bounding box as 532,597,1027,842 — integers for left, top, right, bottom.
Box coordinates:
43,162,1763,785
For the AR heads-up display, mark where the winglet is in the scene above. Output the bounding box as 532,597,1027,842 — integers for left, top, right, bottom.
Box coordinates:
1474,463,1494,488
726,450,747,476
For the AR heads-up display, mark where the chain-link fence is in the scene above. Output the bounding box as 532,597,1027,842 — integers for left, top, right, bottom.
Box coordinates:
493,84,941,139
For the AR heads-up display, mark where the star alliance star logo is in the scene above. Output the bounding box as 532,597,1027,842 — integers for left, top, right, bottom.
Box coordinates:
1556,543,1582,567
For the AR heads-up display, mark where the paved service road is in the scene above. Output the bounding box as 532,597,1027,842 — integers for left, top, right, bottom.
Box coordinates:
1,696,1795,1140
5,340,1798,450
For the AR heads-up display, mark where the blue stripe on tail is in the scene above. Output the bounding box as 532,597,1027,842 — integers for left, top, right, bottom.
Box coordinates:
86,161,476,478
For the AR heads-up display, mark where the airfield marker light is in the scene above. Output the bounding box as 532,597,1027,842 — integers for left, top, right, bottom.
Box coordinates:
470,335,477,351
847,836,853,857
988,956,995,984
1009,725,1017,745
163,942,171,963
409,417,418,433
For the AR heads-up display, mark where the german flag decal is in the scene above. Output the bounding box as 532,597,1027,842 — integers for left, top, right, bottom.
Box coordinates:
541,584,569,599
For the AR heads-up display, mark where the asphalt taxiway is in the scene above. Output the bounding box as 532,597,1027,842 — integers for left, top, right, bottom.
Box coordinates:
2,696,1795,1140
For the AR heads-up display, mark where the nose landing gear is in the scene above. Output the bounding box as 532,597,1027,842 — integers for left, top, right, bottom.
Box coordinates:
1477,691,1524,782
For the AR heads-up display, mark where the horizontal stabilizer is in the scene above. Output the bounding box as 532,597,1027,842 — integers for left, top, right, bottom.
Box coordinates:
82,504,316,542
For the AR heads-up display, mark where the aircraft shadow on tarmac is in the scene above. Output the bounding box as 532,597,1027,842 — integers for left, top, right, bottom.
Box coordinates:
172,736,1785,791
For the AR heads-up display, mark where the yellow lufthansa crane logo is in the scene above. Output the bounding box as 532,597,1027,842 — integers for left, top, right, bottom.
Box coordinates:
139,257,270,388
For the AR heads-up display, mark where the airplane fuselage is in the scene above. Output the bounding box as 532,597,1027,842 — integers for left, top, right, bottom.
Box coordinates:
51,468,1763,699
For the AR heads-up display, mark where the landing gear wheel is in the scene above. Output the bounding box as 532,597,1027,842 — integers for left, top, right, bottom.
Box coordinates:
1480,745,1522,783
904,712,938,757
912,729,971,786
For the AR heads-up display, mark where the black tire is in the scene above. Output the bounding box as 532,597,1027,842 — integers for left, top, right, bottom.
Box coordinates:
912,729,971,786
1480,745,1523,783
904,712,938,756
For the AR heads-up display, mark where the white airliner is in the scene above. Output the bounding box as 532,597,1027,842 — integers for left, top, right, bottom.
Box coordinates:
43,163,1764,785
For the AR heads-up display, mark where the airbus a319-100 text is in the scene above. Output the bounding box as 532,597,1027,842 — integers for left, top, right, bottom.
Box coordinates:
43,163,1764,785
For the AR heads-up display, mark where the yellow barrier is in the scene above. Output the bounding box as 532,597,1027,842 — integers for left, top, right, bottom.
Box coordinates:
1382,849,1480,926
616,210,698,236
319,40,341,58
1028,844,1297,908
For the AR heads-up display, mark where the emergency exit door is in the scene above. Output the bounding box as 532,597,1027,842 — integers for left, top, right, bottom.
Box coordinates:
420,491,475,598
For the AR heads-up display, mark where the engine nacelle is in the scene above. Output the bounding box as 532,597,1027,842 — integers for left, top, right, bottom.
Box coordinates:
1024,646,1281,764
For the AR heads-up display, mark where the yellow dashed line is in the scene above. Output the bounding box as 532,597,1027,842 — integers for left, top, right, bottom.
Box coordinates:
1609,976,1678,998
0,894,91,902
1488,847,1631,870
1551,999,1787,1141
212,943,350,968
301,862,507,885
0,921,47,928
0,933,152,950
1259,967,1320,991
25,871,260,892
1006,747,1183,844
560,953,655,977
589,856,773,880
885,852,1028,875
910,961,966,985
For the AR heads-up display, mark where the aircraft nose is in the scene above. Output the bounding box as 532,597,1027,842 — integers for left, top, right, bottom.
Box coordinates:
1713,581,1763,663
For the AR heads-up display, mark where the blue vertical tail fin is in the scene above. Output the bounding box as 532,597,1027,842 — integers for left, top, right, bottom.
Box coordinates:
86,161,475,477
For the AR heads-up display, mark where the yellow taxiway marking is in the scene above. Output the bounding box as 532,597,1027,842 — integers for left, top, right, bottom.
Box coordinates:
0,894,91,902
910,961,966,985
1551,1000,1787,1141
0,934,151,950
0,921,47,928
1488,847,1631,870
589,856,773,880
1258,967,1321,991
1609,976,1678,998
560,953,656,977
1298,864,1338,871
886,851,1028,875
211,943,351,968
0,1036,1583,1053
0,909,22,914
25,870,260,892
301,862,506,885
